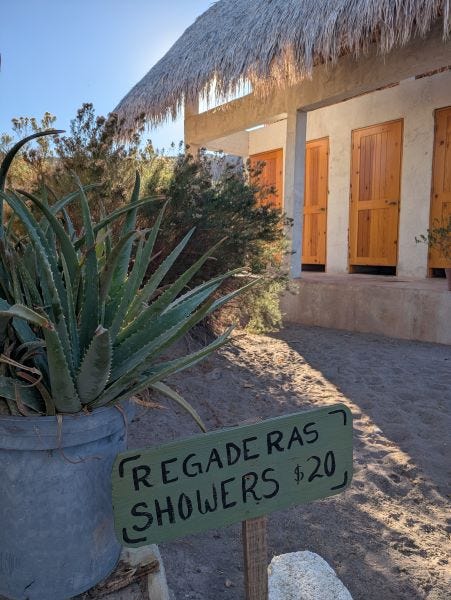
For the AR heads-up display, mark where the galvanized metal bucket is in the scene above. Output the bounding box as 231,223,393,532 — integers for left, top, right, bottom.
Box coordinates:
0,402,134,600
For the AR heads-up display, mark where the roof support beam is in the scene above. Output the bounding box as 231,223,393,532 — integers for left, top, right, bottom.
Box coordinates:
185,24,451,146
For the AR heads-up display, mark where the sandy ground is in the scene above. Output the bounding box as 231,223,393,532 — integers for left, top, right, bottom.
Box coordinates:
119,325,450,600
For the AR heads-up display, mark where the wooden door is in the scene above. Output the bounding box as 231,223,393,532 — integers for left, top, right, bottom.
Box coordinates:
249,149,283,209
349,120,403,267
302,137,329,265
429,106,451,269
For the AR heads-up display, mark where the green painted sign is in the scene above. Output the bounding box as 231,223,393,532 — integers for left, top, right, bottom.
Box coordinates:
112,403,353,547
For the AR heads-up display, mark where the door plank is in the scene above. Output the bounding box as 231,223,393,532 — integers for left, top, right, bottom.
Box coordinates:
302,137,329,265
350,120,403,267
249,149,284,210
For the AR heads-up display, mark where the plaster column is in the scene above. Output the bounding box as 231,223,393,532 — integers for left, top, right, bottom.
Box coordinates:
396,78,435,279
284,110,307,278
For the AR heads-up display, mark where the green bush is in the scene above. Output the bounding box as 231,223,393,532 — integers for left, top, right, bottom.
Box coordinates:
144,150,290,333
0,105,172,226
1,107,290,334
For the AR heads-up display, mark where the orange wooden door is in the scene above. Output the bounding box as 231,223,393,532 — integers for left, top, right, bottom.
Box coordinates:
302,137,329,265
349,120,403,267
429,106,451,269
249,149,283,209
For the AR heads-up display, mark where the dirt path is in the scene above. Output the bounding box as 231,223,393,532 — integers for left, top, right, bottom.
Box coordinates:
128,325,451,600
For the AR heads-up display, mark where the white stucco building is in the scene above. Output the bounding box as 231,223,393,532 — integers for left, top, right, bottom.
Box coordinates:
117,1,451,343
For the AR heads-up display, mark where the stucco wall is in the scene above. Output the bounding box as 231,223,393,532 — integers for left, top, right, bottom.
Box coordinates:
207,130,249,156
306,70,451,277
247,70,451,278
248,120,287,157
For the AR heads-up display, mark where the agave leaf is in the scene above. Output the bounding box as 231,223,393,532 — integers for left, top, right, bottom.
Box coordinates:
116,267,238,347
61,254,80,368
43,326,81,413
0,259,11,301
106,208,164,331
61,207,76,241
0,191,74,370
0,375,45,413
76,326,111,404
2,244,27,306
0,129,61,247
126,235,225,324
0,130,64,236
110,293,220,383
150,382,206,432
0,130,64,193
16,339,46,354
5,212,16,237
49,184,100,217
124,202,167,295
113,278,257,381
209,277,260,312
163,268,243,313
123,172,141,231
15,257,43,307
17,189,79,284
113,280,222,369
123,227,196,326
104,227,113,261
108,201,168,327
22,244,37,284
117,242,233,342
112,172,141,285
99,230,137,310
75,178,100,355
9,253,23,305
0,299,10,345
0,299,49,380
0,303,52,329
94,328,232,408
40,186,58,248
108,233,145,339
74,197,161,251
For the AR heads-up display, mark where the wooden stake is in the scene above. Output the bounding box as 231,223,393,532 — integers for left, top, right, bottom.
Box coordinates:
242,516,268,600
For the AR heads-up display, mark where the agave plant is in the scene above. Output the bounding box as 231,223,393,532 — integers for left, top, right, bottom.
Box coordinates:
0,131,254,428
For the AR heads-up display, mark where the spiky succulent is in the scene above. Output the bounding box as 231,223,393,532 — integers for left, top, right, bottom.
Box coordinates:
0,131,253,426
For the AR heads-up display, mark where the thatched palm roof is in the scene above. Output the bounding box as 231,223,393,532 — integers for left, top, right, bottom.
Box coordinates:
115,0,450,128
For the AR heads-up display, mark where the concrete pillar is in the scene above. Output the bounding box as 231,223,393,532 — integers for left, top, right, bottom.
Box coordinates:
284,110,307,278
396,79,433,279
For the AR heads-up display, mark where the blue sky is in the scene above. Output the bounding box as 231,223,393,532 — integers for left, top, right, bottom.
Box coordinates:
1,0,213,151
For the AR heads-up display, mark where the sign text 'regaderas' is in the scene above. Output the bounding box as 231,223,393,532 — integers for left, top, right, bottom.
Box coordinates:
112,403,353,547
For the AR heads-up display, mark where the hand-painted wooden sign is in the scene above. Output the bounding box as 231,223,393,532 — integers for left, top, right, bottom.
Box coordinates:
112,403,353,547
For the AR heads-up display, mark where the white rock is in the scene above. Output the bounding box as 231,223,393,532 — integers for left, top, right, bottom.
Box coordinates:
268,551,353,600
121,545,170,600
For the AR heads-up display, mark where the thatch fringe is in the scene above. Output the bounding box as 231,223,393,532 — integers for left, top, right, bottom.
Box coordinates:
115,0,450,130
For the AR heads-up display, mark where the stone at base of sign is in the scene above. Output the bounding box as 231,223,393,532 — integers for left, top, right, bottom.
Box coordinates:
268,552,353,600
122,546,171,600
74,546,170,599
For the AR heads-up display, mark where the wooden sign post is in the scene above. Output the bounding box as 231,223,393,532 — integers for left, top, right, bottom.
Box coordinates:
243,516,268,600
112,404,353,598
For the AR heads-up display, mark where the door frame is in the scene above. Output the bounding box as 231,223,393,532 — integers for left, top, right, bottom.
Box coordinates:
348,118,404,272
